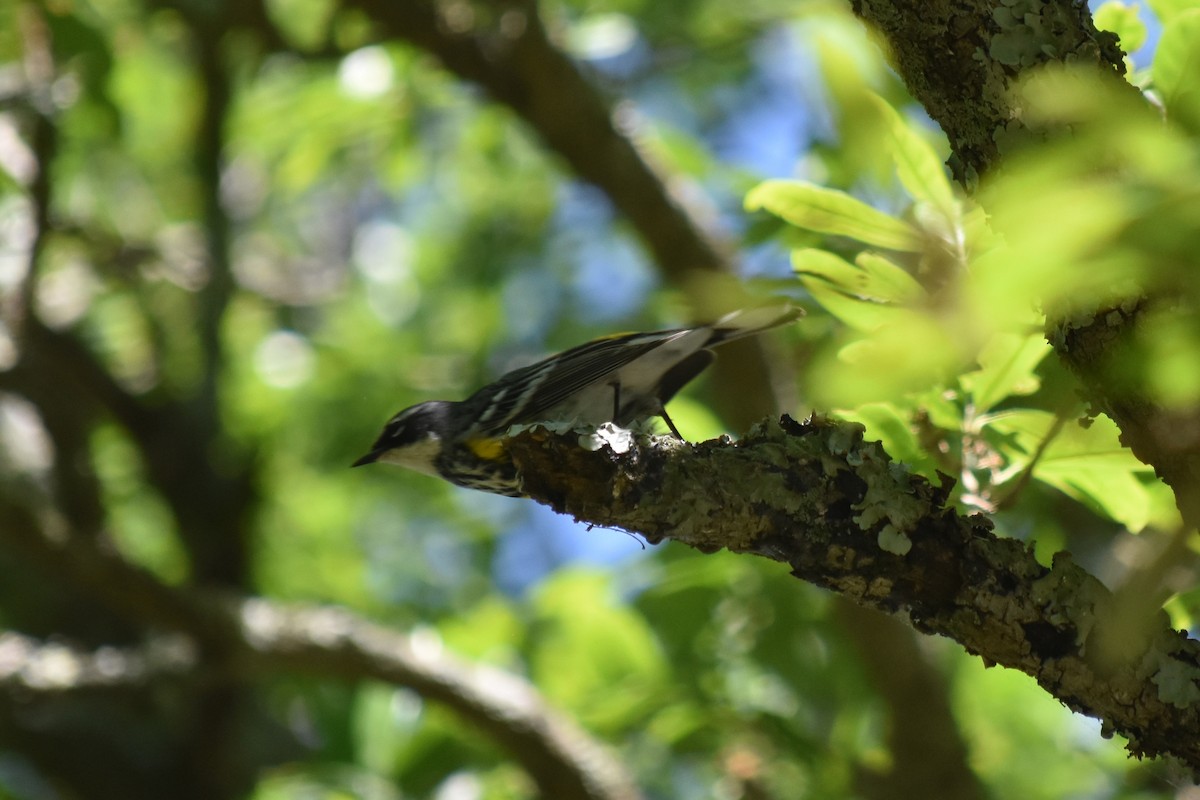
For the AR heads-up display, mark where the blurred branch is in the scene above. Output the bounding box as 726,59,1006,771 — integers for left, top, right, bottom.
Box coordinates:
189,18,236,407
10,4,57,332
173,8,254,589
0,501,643,800
0,631,196,693
506,416,1200,771
834,601,986,800
2,12,115,543
352,0,730,284
235,601,644,800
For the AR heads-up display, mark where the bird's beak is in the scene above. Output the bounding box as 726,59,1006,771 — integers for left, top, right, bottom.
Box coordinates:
351,451,382,468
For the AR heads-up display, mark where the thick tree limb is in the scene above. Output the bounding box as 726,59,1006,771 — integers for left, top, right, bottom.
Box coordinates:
850,0,1127,185
506,416,1200,770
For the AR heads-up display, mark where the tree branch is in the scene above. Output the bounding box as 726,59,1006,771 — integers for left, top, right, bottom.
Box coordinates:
506,416,1200,770
233,601,643,800
0,501,643,800
834,600,987,800
850,0,1128,185
0,631,196,693
351,0,729,283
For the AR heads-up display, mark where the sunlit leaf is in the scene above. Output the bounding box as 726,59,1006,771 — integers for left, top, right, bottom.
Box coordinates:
791,248,923,329
746,179,922,251
1153,10,1200,130
985,410,1155,531
793,249,911,331
854,252,925,304
1146,0,1200,24
868,95,957,222
813,313,963,404
960,333,1052,414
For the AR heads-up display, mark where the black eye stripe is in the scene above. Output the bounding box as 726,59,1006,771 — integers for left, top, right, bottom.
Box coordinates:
381,421,419,446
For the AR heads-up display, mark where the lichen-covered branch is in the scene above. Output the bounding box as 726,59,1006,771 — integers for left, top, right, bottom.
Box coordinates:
850,0,1128,185
506,416,1200,769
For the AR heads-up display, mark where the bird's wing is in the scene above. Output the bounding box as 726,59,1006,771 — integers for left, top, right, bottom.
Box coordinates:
468,329,690,432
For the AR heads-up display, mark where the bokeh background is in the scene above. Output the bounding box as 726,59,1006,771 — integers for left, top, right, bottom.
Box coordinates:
1,0,1195,799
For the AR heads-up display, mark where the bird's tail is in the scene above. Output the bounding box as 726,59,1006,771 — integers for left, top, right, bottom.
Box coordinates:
706,304,803,345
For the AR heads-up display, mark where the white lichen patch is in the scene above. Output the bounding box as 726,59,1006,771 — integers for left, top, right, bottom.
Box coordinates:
1151,653,1200,709
580,422,636,454
853,459,926,557
877,524,914,556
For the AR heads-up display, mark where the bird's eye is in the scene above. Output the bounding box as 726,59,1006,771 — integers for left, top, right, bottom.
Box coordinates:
381,418,428,447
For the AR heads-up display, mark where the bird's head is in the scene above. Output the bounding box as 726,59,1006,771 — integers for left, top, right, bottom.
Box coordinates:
352,401,453,476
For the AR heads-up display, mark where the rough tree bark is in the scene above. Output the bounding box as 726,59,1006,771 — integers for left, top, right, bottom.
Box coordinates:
506,417,1200,770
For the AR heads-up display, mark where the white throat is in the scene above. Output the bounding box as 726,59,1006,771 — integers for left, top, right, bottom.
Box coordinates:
377,433,443,477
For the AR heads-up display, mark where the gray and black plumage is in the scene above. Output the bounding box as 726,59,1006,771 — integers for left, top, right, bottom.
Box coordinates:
353,305,800,496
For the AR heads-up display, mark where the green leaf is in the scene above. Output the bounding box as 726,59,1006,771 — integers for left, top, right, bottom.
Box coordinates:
792,248,869,291
1146,0,1200,24
1153,10,1200,130
842,402,927,467
985,410,1155,531
746,179,921,251
818,313,962,403
792,249,912,331
1094,2,1148,53
868,95,958,222
854,252,925,304
793,248,922,305
960,333,1052,413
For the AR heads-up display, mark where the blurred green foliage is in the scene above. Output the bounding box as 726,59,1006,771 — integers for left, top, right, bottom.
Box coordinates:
1,0,1198,797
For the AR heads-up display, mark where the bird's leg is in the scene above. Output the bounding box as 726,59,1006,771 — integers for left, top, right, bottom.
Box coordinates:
659,406,684,439
611,382,621,422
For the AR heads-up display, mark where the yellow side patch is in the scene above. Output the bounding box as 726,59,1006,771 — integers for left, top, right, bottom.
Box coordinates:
465,436,508,461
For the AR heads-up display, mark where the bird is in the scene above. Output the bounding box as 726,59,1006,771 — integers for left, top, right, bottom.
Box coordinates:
353,305,800,496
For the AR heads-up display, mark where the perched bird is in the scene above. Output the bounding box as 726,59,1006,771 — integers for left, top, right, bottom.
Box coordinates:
353,305,800,496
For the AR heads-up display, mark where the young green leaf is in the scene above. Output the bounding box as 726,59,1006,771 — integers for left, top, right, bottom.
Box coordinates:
1152,10,1200,129
868,95,958,222
746,179,921,251
985,410,1155,531
1146,0,1200,24
792,249,914,331
1094,2,1148,54
854,252,925,304
960,333,1052,414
